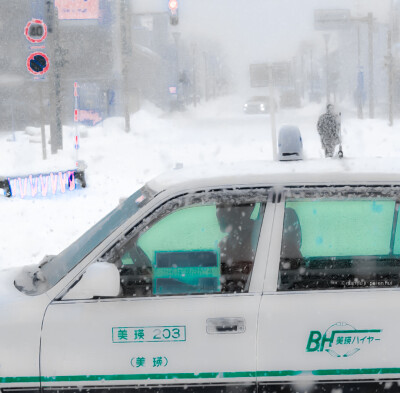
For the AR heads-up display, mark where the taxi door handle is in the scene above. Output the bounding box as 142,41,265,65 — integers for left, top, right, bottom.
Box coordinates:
206,318,246,334
216,325,237,332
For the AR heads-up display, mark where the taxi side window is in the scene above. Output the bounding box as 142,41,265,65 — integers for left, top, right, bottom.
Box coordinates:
278,199,400,291
109,200,265,297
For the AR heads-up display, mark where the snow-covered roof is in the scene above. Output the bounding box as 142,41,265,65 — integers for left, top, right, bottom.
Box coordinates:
148,159,400,193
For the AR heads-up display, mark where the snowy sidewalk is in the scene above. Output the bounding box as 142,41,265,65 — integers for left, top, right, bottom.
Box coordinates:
1,97,400,269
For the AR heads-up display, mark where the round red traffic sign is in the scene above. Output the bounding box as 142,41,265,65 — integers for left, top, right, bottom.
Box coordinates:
26,52,50,75
24,19,47,43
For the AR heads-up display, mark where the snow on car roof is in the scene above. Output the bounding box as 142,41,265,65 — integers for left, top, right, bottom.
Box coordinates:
147,158,400,193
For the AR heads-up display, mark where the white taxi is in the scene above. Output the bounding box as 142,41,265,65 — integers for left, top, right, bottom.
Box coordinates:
3,162,400,393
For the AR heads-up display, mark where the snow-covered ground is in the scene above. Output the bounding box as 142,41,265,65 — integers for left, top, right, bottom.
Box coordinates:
1,95,400,269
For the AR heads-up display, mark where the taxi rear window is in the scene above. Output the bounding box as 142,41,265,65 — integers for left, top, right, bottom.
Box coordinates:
278,198,400,291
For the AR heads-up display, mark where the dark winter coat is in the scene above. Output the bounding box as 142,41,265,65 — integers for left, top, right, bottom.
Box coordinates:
317,112,340,147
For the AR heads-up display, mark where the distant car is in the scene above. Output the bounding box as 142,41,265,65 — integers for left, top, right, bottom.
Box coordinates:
278,125,303,161
243,96,275,114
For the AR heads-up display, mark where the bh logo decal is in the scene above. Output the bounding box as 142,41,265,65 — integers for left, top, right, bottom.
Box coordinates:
306,322,382,358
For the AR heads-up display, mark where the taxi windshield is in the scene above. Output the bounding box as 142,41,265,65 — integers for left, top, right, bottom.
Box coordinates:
17,184,156,295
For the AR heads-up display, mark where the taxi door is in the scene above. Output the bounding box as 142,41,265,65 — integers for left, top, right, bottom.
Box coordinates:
40,190,274,393
257,188,400,393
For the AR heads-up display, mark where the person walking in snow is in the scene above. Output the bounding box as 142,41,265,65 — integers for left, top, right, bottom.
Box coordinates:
317,104,340,157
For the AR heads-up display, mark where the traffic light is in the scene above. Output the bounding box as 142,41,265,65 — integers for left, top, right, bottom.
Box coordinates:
168,0,178,25
168,0,178,12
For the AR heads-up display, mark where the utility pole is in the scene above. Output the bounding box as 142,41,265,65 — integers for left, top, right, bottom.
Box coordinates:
309,49,314,97
387,29,394,126
212,64,216,99
368,12,374,119
351,13,375,118
46,0,64,153
192,44,197,107
119,0,131,132
203,52,208,102
268,66,277,161
356,24,364,119
39,83,47,160
172,32,181,106
391,0,399,43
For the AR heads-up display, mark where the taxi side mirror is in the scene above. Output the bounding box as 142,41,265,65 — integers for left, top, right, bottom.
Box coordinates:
62,262,121,300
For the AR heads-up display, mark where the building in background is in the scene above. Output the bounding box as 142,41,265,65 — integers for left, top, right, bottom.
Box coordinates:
0,0,196,132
